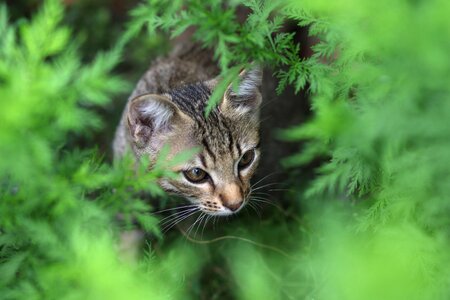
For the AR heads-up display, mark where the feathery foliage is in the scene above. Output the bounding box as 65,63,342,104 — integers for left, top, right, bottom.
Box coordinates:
2,0,450,299
0,1,196,298
129,0,320,113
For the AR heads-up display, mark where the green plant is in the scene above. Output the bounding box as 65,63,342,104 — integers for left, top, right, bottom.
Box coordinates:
2,0,450,299
0,1,196,298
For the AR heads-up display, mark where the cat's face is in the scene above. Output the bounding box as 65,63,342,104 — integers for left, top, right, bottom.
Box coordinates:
127,68,262,216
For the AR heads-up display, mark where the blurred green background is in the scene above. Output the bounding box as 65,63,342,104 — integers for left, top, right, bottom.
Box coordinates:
1,0,450,299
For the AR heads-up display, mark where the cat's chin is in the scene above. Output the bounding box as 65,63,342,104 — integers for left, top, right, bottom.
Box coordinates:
202,207,244,217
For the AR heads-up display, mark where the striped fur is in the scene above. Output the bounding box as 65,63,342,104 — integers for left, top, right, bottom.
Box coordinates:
113,45,262,216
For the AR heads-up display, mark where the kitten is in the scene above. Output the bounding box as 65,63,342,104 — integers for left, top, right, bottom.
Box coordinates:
113,44,262,216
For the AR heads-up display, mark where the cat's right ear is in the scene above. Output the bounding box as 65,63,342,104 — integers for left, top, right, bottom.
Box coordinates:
220,66,263,116
127,94,187,147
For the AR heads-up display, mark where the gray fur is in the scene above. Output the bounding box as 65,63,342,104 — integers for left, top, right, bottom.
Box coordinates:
113,43,263,216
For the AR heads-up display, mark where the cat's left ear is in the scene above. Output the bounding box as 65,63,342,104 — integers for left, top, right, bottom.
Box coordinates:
220,66,262,116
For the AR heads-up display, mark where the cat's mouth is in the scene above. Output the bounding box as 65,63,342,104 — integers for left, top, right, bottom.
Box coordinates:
199,201,245,216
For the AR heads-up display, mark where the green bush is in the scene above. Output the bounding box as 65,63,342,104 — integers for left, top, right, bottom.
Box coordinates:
1,0,450,299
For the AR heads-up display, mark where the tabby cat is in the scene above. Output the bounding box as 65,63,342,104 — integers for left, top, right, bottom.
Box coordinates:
113,43,262,216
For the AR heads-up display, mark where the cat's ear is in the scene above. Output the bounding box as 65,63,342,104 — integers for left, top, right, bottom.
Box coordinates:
220,66,262,115
127,94,188,147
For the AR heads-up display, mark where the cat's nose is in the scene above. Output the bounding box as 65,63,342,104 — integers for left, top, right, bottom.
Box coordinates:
223,200,243,212
220,183,244,212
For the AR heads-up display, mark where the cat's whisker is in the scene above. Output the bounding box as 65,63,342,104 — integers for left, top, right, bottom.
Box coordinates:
161,208,199,233
161,211,195,233
268,188,291,192
162,212,198,234
185,212,204,238
251,182,282,192
151,204,198,215
159,207,198,226
250,193,278,204
247,201,262,218
251,172,278,189
251,191,273,198
188,212,207,238
250,195,275,202
251,198,275,205
249,192,273,200
250,197,283,210
156,209,198,227
200,215,212,238
158,211,187,227
252,197,275,205
250,198,264,208
252,181,282,189
200,215,211,238
193,213,207,238
213,215,218,231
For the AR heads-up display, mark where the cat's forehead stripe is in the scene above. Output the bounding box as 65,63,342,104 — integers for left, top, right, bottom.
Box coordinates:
199,153,208,169
168,82,251,164
202,137,217,163
168,83,210,118
222,119,235,154
169,83,234,150
236,142,242,157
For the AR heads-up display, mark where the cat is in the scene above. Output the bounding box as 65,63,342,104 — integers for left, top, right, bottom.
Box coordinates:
113,43,262,217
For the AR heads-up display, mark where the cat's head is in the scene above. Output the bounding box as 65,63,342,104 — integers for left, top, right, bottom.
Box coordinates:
126,67,262,216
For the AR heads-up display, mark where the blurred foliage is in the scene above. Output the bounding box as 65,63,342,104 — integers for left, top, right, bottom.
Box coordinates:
2,0,450,299
277,0,450,299
127,0,323,113
0,1,194,298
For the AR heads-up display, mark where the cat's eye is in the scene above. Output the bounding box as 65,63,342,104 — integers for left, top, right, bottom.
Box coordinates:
183,168,209,183
238,149,256,169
